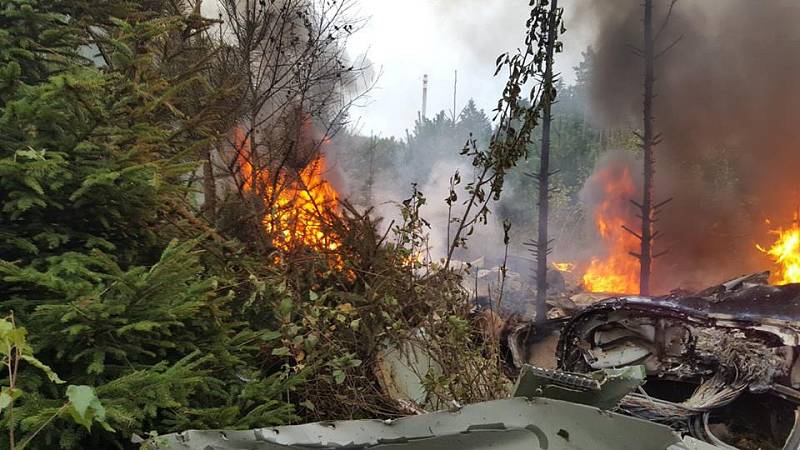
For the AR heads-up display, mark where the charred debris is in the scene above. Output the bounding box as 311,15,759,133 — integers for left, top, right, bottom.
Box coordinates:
148,272,800,450
503,272,800,449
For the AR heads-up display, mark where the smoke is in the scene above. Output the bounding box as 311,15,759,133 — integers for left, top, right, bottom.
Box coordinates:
426,0,598,86
427,1,528,64
361,134,510,267
579,0,800,291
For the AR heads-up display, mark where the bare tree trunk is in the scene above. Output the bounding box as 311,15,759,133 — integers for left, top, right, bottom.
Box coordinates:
639,0,655,296
363,135,376,207
625,0,679,295
193,0,218,223
534,0,559,322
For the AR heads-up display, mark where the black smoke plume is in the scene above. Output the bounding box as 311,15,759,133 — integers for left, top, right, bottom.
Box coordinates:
581,0,800,291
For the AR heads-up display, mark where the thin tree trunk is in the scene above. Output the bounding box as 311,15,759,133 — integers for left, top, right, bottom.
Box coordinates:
363,135,376,207
535,0,559,322
638,0,655,296
193,0,218,222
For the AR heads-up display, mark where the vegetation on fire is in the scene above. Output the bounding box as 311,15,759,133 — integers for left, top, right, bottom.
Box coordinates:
0,1,516,448
6,0,795,448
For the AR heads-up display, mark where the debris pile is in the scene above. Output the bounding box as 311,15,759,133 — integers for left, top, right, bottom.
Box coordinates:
150,366,720,450
553,272,800,448
148,273,800,449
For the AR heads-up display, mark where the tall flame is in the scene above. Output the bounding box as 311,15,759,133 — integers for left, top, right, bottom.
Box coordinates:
757,215,800,284
234,127,340,254
581,166,640,294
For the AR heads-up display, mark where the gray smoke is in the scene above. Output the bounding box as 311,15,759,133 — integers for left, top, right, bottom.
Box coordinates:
428,0,529,63
581,0,800,291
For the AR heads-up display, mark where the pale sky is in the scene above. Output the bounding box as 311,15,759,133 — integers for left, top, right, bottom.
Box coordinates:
201,0,594,139
346,0,593,138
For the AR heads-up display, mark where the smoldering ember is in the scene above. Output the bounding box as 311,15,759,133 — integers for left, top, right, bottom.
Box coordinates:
5,1,800,450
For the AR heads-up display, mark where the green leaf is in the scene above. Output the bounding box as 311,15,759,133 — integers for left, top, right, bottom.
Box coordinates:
277,297,293,320
300,400,315,411
0,392,13,413
271,347,291,357
0,319,13,338
333,369,346,385
259,330,281,341
23,176,44,195
66,385,107,431
21,354,65,384
0,319,28,357
67,385,96,417
0,387,21,414
117,321,161,334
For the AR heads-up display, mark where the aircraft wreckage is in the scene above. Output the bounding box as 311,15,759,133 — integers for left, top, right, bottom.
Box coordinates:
148,273,800,449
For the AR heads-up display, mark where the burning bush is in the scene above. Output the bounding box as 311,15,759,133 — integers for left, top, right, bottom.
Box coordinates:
230,194,510,420
233,126,342,257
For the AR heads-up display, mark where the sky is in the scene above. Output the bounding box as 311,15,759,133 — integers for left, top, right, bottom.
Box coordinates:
346,0,593,138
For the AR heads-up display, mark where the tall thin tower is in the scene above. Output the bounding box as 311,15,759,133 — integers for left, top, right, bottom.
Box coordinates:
452,70,458,122
421,74,428,120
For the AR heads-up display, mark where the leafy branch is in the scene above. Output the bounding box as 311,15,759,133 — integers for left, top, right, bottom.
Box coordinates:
444,1,557,269
1,314,110,449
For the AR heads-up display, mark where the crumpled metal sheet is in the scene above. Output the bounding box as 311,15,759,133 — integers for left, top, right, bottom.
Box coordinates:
512,364,646,410
373,336,442,412
149,397,714,450
556,273,800,384
550,273,800,448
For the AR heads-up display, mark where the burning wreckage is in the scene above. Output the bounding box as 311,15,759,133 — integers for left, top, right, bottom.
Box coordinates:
508,272,800,449
145,272,800,449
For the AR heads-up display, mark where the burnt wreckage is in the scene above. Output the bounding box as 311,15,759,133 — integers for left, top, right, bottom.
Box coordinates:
556,272,800,448
150,273,800,449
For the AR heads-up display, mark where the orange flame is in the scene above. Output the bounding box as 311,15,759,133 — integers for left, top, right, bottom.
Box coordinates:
401,250,425,268
581,166,640,294
233,127,341,255
757,214,800,284
552,262,575,273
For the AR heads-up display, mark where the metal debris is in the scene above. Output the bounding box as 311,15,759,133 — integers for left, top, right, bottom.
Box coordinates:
148,273,800,449
149,397,716,450
513,364,646,410
556,273,800,448
504,318,566,371
373,336,441,413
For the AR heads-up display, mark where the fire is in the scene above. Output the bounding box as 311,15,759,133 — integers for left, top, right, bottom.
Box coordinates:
757,214,800,284
402,250,425,267
233,127,341,255
552,262,575,273
581,166,640,294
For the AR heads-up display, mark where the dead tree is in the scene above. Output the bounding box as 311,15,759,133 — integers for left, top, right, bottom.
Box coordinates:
194,0,218,222
531,0,563,322
154,0,229,222
626,0,679,295
362,134,378,207
210,0,373,246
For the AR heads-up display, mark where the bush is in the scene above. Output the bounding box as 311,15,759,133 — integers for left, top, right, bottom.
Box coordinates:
0,2,510,448
0,2,297,448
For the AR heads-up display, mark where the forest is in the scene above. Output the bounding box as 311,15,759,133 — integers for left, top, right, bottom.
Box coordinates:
3,1,800,449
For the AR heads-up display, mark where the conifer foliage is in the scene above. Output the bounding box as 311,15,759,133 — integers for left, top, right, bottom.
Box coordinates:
0,1,520,448
0,1,297,448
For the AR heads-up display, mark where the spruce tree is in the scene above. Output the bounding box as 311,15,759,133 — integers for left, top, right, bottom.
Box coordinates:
0,2,297,448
